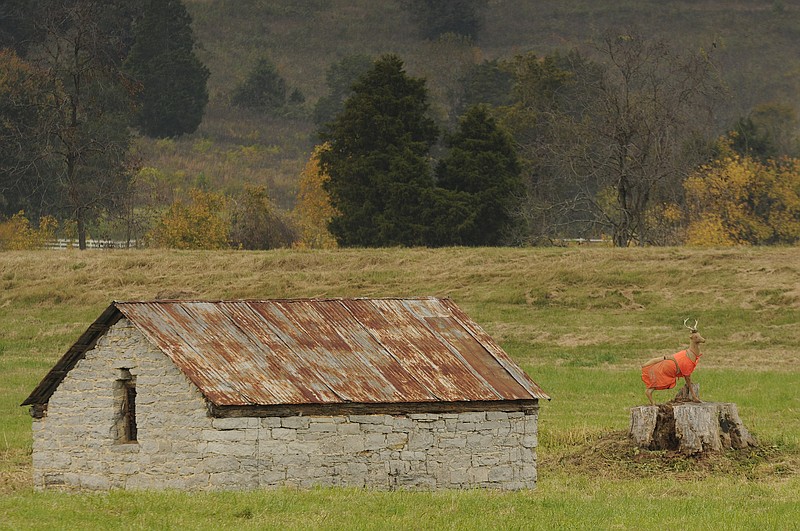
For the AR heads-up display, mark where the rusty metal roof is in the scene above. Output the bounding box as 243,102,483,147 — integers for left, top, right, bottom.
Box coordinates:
23,297,548,408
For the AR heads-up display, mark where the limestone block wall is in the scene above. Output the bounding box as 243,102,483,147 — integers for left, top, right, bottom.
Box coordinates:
208,408,538,490
32,319,539,491
32,318,211,490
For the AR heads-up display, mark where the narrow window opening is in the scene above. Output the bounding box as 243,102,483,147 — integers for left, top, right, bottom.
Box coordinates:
123,380,137,441
116,369,137,443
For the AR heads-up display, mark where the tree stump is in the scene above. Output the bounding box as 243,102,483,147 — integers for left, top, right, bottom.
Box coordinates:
630,389,758,454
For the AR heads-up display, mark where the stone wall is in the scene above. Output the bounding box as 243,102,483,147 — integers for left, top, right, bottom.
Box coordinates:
32,319,539,491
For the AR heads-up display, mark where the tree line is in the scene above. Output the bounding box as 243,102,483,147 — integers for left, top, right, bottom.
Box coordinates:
2,1,799,249
0,0,208,249
313,39,800,248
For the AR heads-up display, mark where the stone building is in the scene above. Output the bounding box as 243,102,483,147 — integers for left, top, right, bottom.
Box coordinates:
23,297,548,491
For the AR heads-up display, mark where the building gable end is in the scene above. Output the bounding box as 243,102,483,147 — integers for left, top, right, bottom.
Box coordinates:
21,303,124,413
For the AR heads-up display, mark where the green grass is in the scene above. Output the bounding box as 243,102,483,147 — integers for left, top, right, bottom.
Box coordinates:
1,247,799,529
1,478,798,530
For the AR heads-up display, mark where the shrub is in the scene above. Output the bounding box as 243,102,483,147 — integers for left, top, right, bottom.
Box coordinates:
0,211,58,250
147,189,230,249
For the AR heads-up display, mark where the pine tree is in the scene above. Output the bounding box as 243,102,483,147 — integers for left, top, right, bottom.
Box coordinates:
400,0,488,40
312,54,373,126
231,57,287,112
319,55,438,247
436,105,522,245
124,0,209,138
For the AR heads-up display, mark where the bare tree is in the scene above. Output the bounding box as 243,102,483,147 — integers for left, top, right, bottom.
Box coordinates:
551,32,722,246
30,0,136,249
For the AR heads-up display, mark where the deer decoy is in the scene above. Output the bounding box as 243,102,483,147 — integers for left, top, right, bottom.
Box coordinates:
640,319,705,405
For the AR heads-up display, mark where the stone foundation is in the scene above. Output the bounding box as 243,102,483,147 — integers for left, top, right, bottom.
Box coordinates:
31,319,539,491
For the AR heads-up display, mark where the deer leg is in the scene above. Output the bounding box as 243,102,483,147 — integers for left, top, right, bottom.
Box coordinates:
645,387,655,405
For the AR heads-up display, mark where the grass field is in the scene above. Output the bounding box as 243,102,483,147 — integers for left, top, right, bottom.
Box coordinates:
1,247,799,529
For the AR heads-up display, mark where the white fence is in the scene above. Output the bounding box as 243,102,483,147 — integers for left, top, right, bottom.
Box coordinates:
43,239,139,250
561,238,608,245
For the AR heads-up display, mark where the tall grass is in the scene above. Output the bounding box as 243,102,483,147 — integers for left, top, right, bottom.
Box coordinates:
1,247,799,528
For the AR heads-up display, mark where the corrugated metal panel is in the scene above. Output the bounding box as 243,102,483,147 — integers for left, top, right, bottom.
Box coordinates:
438,298,549,400
24,297,549,408
344,299,503,401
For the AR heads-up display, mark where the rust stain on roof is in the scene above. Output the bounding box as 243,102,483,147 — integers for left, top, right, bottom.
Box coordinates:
23,297,549,408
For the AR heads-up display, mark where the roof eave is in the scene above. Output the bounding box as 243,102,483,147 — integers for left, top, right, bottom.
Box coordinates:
208,398,541,418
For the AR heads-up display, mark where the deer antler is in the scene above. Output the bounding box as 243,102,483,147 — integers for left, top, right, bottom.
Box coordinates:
684,318,698,331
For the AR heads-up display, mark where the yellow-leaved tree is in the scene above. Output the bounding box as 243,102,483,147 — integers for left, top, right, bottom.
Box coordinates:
293,143,338,249
0,211,58,250
684,148,800,245
148,189,230,249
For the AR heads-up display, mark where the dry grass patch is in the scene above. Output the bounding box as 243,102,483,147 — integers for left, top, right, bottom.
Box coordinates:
0,448,32,495
544,430,799,482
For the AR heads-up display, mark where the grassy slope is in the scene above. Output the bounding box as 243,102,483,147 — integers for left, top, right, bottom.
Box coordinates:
1,246,799,528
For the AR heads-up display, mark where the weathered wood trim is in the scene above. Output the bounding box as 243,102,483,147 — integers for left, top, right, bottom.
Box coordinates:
30,404,48,419
208,399,539,418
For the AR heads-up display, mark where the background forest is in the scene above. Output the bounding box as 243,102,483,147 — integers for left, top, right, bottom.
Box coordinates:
2,0,800,249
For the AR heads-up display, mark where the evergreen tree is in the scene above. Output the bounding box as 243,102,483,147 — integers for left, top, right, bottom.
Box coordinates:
730,116,776,161
400,0,488,40
319,55,439,247
124,0,209,138
731,103,800,161
231,57,287,112
419,186,476,247
312,54,373,126
436,105,522,245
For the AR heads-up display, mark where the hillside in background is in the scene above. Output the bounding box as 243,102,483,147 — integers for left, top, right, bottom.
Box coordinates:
138,0,800,211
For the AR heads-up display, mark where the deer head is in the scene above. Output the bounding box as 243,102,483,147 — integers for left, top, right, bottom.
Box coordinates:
684,318,705,343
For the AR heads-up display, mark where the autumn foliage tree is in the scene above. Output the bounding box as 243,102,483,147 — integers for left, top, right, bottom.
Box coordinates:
684,149,800,246
229,185,297,250
0,211,58,250
148,188,230,249
294,144,338,249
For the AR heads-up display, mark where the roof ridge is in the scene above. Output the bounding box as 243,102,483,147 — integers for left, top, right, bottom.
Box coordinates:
114,296,447,304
